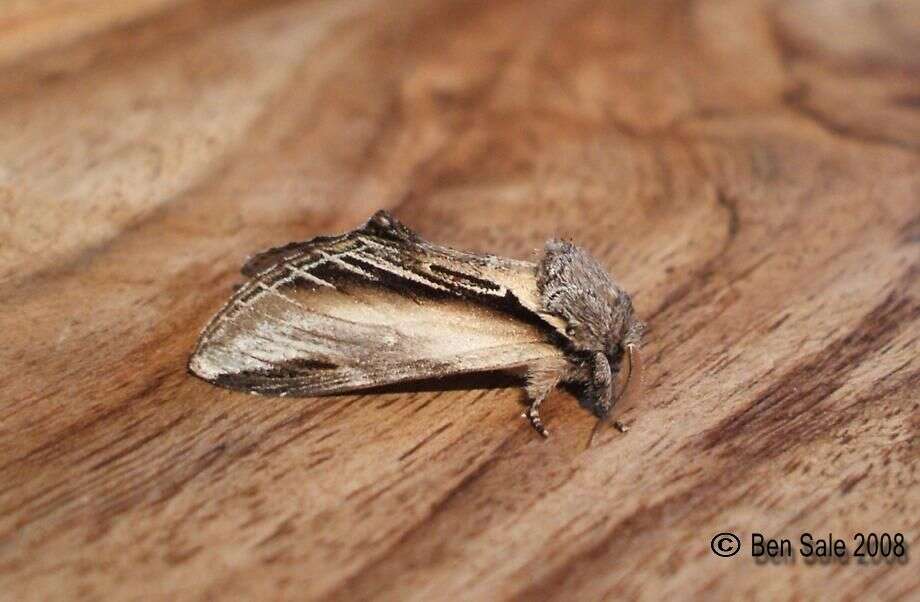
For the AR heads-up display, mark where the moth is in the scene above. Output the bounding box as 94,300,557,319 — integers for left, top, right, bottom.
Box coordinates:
189,210,645,444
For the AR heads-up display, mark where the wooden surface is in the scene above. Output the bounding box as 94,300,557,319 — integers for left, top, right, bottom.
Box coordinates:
1,1,918,600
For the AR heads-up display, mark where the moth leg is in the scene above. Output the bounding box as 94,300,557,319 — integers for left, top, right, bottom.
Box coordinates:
523,357,569,438
525,399,549,438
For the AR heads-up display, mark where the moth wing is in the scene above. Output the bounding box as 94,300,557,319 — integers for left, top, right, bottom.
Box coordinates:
239,211,568,336
189,223,562,396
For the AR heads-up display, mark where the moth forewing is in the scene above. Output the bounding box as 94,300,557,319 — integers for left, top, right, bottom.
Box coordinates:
190,275,563,396
190,210,645,440
189,218,566,395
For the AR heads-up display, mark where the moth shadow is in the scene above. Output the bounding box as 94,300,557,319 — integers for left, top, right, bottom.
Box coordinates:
326,371,523,396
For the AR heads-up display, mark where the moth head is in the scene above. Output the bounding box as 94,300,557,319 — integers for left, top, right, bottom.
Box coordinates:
588,343,643,448
588,298,646,448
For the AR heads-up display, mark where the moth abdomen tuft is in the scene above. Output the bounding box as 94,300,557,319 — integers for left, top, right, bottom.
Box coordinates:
361,210,421,242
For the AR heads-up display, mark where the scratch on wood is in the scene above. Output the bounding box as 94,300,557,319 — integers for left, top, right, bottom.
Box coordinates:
398,422,452,461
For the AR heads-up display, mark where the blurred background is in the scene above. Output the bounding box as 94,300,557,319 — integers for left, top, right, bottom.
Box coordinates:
1,1,917,600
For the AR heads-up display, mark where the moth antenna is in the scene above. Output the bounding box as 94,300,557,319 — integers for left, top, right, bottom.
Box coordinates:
585,344,642,449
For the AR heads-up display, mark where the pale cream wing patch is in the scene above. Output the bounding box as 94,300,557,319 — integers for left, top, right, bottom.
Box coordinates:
443,251,569,338
359,236,569,339
189,276,561,396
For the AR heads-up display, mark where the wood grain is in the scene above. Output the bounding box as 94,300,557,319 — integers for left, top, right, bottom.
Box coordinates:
1,0,917,599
